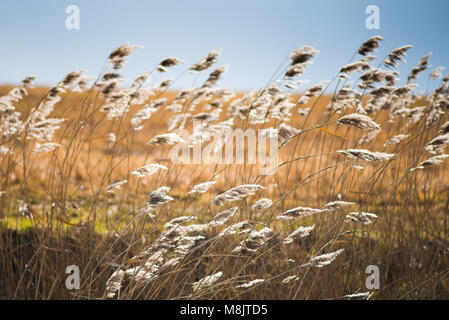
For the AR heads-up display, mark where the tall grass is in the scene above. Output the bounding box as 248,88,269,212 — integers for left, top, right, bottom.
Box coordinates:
0,37,448,299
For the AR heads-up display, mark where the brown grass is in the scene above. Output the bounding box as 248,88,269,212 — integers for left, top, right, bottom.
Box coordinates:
1,43,449,300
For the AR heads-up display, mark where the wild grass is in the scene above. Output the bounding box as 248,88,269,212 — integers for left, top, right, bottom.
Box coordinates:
1,37,449,299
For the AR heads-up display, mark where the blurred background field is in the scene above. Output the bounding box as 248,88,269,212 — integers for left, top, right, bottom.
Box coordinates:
1,0,449,300
1,79,448,299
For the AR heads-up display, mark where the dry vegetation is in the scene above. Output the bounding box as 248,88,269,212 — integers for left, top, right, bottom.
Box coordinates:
1,37,449,299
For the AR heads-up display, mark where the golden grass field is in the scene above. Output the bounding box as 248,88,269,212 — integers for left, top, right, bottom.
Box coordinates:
1,40,449,299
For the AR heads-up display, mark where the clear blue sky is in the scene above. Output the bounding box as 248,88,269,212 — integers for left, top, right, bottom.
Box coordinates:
1,0,448,91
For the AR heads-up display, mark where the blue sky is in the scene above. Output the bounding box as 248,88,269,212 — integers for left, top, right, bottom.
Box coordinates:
1,0,448,91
